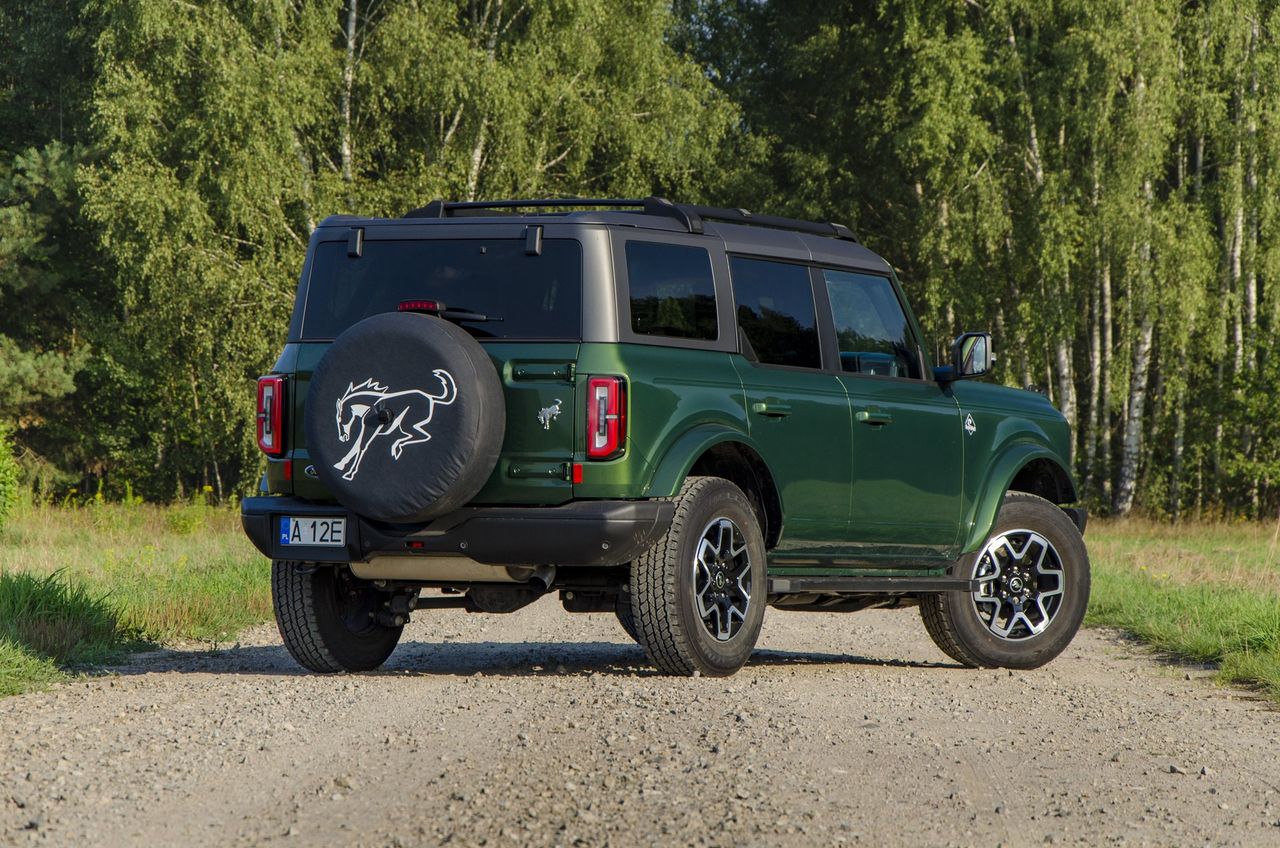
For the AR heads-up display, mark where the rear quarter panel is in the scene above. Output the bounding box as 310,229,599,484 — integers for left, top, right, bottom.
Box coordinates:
571,343,748,499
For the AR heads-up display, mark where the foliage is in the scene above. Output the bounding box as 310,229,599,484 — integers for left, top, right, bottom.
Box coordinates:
0,0,1278,516
0,426,19,528
0,499,270,695
680,0,1280,517
1087,518,1280,700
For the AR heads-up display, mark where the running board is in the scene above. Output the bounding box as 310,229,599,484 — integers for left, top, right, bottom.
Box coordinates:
767,575,979,594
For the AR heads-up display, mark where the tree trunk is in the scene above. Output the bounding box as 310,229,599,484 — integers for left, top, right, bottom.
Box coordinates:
1115,316,1155,514
465,119,488,201
1099,257,1113,504
1085,262,1102,493
1054,337,1075,456
340,0,358,187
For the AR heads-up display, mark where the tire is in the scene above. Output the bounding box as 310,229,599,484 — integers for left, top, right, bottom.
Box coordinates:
304,311,505,523
630,477,767,676
272,560,403,673
614,587,639,644
920,491,1090,669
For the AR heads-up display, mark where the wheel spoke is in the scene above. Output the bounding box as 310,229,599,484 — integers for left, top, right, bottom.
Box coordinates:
691,516,753,643
969,529,1067,642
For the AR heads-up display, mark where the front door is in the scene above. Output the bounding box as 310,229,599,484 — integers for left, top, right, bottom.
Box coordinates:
728,256,852,553
819,268,963,558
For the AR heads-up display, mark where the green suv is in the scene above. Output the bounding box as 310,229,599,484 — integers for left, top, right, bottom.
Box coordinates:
241,198,1089,677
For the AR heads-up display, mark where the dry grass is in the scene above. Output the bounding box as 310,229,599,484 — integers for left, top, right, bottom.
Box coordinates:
1087,517,1280,701
0,498,270,696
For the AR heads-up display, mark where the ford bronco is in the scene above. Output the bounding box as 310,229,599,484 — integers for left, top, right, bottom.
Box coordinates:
241,197,1089,677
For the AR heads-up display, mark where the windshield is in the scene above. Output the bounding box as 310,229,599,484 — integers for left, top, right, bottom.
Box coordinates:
300,238,582,340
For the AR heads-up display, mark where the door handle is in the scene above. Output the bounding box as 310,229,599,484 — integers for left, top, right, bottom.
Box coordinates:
751,401,793,418
855,409,893,426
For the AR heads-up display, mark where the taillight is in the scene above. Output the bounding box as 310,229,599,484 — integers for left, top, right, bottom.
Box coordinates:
586,376,625,460
257,376,285,456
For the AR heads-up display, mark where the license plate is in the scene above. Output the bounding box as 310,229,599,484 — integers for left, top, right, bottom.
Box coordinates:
279,516,347,547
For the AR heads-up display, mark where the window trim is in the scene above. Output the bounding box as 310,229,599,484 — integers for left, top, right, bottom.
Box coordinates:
814,265,931,384
622,239,720,343
726,253,829,373
612,232,738,353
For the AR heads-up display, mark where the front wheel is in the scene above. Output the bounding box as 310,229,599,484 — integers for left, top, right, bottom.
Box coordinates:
630,477,767,676
920,492,1090,669
272,561,404,673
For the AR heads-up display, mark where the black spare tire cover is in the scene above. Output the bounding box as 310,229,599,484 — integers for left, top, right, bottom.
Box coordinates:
304,312,505,523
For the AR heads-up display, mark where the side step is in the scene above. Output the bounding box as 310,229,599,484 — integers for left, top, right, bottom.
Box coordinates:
768,575,978,594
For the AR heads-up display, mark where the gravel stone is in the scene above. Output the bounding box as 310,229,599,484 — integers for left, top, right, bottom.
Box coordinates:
0,606,1277,846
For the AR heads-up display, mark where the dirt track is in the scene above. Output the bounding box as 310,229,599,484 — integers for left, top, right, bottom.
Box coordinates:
2,600,1279,847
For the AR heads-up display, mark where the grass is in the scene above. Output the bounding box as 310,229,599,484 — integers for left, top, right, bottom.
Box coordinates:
1086,517,1280,701
2,497,1279,702
0,498,270,696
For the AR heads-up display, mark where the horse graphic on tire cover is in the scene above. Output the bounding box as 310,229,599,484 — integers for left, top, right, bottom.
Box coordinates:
332,370,457,481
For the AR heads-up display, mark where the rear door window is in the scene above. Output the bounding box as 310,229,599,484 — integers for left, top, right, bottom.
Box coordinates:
625,241,718,341
301,238,581,340
729,257,821,369
823,269,920,378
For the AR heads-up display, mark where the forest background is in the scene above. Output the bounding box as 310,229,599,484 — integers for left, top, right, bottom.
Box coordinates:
1,0,1277,520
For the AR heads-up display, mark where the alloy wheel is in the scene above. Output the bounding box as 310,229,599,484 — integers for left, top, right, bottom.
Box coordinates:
692,517,753,641
970,529,1065,640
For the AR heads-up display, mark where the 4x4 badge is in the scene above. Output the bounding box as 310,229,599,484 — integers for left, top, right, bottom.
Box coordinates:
964,413,977,436
332,371,457,481
537,398,563,430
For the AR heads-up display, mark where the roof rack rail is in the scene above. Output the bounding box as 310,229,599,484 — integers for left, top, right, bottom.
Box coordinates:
680,203,857,242
402,196,855,242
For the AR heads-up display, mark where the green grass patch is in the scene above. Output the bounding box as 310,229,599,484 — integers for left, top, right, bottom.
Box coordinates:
0,499,270,696
1087,519,1280,701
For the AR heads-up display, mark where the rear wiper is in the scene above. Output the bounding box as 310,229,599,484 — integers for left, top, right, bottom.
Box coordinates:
397,299,503,323
441,307,503,324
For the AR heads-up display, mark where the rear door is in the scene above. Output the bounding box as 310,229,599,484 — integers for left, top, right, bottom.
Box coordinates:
294,227,582,505
728,256,852,553
818,267,963,557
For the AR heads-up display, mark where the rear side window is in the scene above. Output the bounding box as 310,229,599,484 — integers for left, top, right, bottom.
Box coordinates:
823,269,920,379
301,239,581,340
729,257,821,369
626,241,717,340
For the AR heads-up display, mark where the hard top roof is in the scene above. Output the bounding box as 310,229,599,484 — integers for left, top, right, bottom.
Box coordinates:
318,197,893,274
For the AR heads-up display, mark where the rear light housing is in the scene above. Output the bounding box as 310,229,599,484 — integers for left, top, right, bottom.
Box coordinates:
586,376,626,460
257,375,286,456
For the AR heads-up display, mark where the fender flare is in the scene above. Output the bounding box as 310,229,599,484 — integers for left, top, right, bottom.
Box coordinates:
642,423,766,498
960,440,1076,553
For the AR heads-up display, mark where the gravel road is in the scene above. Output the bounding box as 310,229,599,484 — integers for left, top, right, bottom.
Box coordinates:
2,598,1279,847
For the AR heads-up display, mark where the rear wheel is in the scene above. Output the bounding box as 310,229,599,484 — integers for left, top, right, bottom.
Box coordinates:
920,492,1090,669
630,477,766,676
272,561,403,673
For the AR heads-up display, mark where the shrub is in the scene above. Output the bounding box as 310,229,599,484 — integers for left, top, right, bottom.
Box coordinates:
0,427,19,529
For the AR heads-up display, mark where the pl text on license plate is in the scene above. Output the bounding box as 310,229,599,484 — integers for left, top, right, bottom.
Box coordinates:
280,516,346,547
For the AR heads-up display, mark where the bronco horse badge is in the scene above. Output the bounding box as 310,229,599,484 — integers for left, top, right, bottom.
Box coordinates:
332,370,457,481
537,398,563,430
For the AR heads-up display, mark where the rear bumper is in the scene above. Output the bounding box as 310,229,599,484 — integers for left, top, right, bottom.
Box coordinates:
240,496,674,567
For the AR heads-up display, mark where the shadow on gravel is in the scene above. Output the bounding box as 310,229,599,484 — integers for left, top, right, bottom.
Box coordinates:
93,639,962,680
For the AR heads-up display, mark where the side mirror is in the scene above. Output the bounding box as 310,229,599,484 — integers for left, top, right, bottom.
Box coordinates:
934,332,994,383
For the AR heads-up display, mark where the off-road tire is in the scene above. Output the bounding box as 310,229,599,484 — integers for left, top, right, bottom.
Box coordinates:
630,477,766,676
614,587,639,644
920,491,1090,669
272,560,403,673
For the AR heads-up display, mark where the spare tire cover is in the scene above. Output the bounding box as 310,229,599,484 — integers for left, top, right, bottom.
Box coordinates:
304,312,505,523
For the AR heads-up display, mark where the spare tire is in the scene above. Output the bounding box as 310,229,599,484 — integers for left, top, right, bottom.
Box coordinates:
304,312,504,523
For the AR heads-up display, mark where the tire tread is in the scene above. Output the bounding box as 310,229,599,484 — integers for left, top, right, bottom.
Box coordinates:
272,561,345,674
